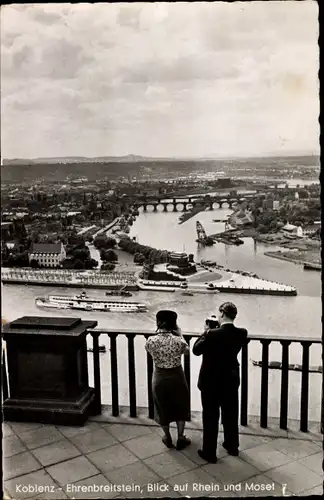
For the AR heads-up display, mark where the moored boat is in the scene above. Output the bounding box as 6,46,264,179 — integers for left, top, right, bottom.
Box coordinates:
303,262,321,271
252,360,322,373
87,345,106,353
137,279,186,292
35,294,148,313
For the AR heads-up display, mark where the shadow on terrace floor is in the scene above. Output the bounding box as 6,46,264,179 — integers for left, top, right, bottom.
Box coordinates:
3,412,323,499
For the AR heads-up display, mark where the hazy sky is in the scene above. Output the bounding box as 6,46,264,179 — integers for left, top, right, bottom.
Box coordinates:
1,2,319,159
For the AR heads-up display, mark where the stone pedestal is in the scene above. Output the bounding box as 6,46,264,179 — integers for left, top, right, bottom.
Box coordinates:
3,316,97,426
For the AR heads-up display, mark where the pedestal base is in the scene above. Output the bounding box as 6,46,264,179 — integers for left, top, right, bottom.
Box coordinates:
3,388,96,426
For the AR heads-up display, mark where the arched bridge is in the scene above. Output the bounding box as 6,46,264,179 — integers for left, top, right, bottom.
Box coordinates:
134,193,267,212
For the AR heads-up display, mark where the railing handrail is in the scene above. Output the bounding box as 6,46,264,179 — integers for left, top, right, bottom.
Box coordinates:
87,328,321,344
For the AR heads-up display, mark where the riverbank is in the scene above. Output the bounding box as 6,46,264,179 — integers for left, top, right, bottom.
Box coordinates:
264,250,321,267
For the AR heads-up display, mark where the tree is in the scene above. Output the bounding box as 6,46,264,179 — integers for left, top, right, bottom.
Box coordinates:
134,253,145,265
84,258,98,269
106,237,117,249
30,259,40,268
74,259,85,269
61,258,75,269
101,263,116,271
258,224,268,234
70,248,90,261
102,249,118,262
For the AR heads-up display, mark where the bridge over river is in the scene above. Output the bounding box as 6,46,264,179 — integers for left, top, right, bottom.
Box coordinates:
130,184,317,212
134,192,267,212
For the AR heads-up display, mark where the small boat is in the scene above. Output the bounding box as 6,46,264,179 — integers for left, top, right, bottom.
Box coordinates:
252,360,322,373
87,345,106,353
180,282,189,289
181,291,194,296
106,287,132,297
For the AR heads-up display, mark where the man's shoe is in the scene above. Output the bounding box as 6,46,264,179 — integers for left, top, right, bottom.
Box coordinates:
198,449,217,463
162,435,174,448
176,436,191,450
222,442,239,456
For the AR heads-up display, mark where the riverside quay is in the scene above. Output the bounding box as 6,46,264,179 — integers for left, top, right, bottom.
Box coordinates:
2,316,323,499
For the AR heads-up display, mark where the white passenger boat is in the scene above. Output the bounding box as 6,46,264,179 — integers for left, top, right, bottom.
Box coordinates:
35,293,148,313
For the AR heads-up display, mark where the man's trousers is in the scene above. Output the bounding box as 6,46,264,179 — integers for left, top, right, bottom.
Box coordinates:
201,384,239,458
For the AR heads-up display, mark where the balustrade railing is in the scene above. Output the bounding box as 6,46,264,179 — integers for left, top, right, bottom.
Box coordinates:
87,330,322,433
2,328,322,433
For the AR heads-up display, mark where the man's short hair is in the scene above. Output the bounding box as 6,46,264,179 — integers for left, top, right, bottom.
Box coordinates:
219,302,237,320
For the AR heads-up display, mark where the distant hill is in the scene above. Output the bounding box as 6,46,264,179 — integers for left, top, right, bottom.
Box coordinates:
2,153,320,166
1,155,320,184
3,154,170,165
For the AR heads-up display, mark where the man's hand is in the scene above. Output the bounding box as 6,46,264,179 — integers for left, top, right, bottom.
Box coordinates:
203,322,210,334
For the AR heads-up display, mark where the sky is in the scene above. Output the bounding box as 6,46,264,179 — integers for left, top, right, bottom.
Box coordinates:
1,2,320,159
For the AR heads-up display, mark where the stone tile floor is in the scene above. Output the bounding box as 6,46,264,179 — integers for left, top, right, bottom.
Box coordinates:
3,420,323,499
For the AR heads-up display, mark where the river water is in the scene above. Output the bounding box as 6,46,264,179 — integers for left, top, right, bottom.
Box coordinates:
2,205,322,423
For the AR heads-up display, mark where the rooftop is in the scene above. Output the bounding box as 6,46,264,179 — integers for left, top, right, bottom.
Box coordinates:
30,243,63,254
3,412,323,499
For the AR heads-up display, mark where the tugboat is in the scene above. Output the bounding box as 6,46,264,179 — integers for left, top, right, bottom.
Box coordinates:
206,283,220,293
180,281,189,289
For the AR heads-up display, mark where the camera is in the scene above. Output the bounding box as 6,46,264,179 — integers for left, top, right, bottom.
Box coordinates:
205,315,219,329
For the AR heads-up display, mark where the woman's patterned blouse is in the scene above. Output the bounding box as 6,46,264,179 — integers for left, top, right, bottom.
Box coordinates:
145,331,189,368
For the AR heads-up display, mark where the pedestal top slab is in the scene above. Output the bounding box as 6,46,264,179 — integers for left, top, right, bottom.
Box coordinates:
3,316,97,339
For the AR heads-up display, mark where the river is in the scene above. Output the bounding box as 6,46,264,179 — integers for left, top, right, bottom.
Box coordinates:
2,205,321,423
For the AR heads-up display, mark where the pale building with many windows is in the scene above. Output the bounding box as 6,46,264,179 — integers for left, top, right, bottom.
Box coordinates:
28,243,66,268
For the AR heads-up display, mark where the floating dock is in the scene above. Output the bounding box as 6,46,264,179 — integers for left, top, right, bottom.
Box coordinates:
1,269,139,291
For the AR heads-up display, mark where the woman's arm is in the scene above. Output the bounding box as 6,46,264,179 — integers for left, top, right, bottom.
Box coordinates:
144,338,151,353
181,339,190,355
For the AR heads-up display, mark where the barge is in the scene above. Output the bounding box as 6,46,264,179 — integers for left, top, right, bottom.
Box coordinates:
35,293,148,313
303,262,321,271
87,345,106,353
214,285,297,296
252,360,322,373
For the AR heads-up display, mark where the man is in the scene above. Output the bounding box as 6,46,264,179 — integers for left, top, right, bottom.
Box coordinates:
192,302,247,463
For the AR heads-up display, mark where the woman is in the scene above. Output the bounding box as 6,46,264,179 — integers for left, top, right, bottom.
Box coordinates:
145,310,191,450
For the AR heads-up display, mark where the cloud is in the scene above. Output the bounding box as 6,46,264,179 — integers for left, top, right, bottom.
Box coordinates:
0,1,319,158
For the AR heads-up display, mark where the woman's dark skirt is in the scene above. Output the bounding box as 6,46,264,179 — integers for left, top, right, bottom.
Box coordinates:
152,365,190,425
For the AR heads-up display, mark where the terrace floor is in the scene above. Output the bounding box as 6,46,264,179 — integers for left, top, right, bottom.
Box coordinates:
3,412,323,499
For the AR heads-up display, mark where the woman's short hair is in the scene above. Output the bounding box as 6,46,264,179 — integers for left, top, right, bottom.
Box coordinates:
156,310,178,331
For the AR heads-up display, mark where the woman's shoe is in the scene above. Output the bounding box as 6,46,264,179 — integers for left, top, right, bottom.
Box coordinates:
176,435,191,450
162,435,174,448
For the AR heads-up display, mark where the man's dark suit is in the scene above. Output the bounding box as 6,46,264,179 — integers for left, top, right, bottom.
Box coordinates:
193,323,248,459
